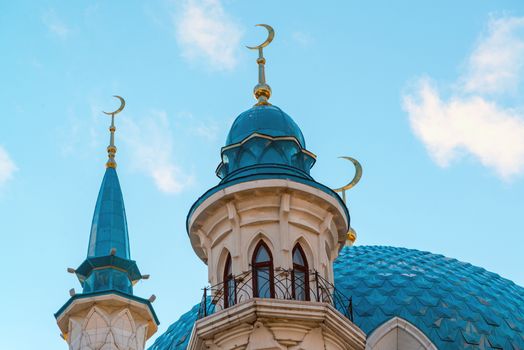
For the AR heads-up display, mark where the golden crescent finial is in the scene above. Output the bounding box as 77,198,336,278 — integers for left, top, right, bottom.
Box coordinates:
333,156,363,192
247,24,275,106
102,95,125,169
103,95,125,116
333,156,362,203
246,24,275,50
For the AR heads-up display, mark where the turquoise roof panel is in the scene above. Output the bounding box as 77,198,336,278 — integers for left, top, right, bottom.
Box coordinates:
149,303,200,350
88,167,130,259
149,245,524,350
226,105,305,147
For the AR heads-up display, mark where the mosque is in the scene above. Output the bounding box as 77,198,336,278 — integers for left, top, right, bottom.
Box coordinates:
55,25,524,350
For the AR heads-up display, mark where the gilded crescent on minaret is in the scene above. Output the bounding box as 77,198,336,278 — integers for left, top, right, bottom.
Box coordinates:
246,24,275,50
103,95,126,116
333,156,363,192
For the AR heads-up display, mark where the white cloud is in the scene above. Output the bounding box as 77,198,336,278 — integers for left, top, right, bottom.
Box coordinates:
404,79,524,178
404,16,524,179
0,146,17,187
42,9,70,38
462,17,524,94
193,122,220,141
120,110,194,194
174,0,242,70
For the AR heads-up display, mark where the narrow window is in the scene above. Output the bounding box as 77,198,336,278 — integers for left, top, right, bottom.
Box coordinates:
252,241,274,298
292,244,310,301
223,254,235,308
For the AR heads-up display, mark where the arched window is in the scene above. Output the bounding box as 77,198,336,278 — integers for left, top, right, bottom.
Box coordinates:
223,254,235,308
366,317,437,350
292,244,310,301
252,241,274,298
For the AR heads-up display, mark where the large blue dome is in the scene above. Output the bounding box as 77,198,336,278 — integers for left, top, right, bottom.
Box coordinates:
149,246,524,350
225,105,306,147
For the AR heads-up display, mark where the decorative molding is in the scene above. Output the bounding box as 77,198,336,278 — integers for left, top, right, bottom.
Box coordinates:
226,201,241,259
189,298,365,350
279,193,291,254
68,305,148,350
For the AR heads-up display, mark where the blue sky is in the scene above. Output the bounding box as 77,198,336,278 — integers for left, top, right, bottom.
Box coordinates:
1,0,524,348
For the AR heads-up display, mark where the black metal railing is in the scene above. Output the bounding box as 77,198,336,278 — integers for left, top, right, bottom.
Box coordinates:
197,269,353,322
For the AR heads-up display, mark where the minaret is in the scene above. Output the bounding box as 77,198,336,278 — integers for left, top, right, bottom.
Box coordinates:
55,96,159,350
186,26,365,349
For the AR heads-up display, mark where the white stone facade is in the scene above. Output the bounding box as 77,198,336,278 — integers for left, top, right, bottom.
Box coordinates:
188,299,366,350
56,294,158,350
187,178,365,349
188,179,349,287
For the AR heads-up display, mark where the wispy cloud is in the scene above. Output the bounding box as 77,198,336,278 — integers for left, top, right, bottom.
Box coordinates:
462,17,524,95
403,16,524,179
42,9,70,39
120,110,194,194
292,31,313,47
174,0,242,70
0,146,17,187
177,111,221,142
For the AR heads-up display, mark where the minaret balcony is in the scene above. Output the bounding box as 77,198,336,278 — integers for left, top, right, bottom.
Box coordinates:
189,268,364,350
197,268,353,322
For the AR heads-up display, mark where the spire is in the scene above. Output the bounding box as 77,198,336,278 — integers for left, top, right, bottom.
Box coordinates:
55,96,158,347
88,95,130,259
87,167,130,259
103,95,125,168
247,24,275,106
72,95,142,294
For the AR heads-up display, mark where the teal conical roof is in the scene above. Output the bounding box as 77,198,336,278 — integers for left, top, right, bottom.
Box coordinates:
73,167,142,295
87,167,130,259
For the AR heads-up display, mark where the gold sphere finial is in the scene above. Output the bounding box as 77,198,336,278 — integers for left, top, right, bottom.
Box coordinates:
346,227,357,246
247,24,275,106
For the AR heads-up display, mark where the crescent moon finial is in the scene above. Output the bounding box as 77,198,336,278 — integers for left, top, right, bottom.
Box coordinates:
247,24,275,106
103,95,125,116
246,24,275,50
333,156,363,203
101,95,126,169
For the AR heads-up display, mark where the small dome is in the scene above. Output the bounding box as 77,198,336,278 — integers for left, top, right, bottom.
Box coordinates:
226,105,306,148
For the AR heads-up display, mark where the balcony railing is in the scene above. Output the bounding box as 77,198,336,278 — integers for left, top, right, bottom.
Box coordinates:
197,268,353,322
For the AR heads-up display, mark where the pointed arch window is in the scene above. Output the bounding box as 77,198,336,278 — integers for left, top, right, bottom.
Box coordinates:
223,254,235,308
252,241,274,298
292,244,310,301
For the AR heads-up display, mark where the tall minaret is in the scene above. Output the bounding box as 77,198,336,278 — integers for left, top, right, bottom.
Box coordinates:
55,96,159,350
186,26,365,350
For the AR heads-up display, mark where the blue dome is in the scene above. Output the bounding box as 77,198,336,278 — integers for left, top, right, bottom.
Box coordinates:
226,105,306,147
149,246,524,350
335,246,524,349
213,104,318,187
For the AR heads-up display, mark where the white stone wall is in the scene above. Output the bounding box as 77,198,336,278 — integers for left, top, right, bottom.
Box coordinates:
188,299,366,350
56,295,157,350
66,305,149,350
188,179,349,287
